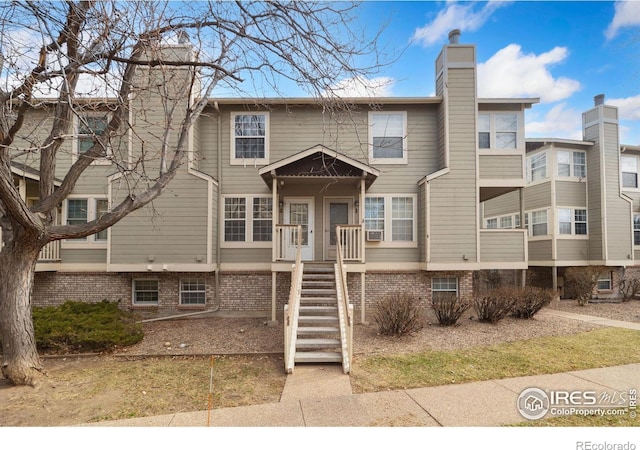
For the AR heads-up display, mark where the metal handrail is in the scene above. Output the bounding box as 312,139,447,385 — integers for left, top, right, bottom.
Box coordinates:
284,225,303,373
335,225,354,374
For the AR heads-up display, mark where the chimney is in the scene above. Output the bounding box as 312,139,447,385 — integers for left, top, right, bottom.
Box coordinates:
448,29,461,45
594,94,605,107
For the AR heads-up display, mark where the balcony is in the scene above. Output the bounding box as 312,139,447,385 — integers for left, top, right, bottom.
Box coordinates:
479,229,527,269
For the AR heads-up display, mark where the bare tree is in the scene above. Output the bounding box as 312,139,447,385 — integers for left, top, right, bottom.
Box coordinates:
0,0,384,386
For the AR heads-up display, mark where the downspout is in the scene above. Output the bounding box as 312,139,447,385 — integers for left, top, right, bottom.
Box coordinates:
215,101,222,309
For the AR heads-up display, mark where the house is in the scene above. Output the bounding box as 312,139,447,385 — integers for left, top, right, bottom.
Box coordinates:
482,94,640,298
6,30,535,329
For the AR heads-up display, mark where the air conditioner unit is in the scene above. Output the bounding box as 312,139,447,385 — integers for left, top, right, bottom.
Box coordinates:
366,230,383,242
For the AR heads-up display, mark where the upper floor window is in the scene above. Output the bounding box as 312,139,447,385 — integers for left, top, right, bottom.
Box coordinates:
63,196,109,246
634,214,640,246
558,208,587,235
478,113,518,149
364,194,416,245
527,152,547,183
525,209,548,236
369,112,407,164
223,195,272,245
557,150,586,178
231,112,269,165
485,213,520,230
622,155,638,188
75,114,110,164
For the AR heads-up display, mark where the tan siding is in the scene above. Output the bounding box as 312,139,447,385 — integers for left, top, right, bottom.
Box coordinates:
479,154,523,179
529,240,552,260
480,230,525,262
110,169,210,264
221,248,271,264
366,248,420,263
483,191,520,217
556,239,589,261
556,181,587,207
525,182,552,210
60,249,107,264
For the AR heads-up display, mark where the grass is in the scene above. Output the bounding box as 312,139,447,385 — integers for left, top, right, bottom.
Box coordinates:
350,328,640,393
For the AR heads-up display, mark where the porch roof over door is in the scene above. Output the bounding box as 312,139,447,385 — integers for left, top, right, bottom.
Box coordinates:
258,144,379,189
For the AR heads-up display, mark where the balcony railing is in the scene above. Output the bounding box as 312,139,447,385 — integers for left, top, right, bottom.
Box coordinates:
38,240,61,262
336,225,364,262
274,224,303,261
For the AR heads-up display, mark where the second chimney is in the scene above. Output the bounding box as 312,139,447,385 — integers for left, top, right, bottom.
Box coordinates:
449,29,461,44
594,94,605,106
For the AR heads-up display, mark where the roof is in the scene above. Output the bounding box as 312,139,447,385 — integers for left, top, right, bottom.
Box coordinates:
210,97,443,106
11,162,62,185
258,145,379,189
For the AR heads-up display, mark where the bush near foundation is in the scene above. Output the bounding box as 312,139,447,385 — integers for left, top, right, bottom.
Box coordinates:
374,292,424,336
431,293,471,326
473,287,518,323
511,286,554,319
31,300,143,353
619,275,640,302
564,266,605,305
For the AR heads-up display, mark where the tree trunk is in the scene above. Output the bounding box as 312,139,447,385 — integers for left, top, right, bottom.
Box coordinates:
0,242,45,386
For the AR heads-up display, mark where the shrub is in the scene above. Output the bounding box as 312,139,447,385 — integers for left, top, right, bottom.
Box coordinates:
32,300,144,353
619,275,640,302
374,292,424,336
431,292,471,326
564,266,605,305
511,286,554,319
473,287,518,323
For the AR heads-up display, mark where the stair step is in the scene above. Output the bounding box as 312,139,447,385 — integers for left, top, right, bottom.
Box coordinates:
296,338,342,349
300,306,338,315
304,266,335,273
297,315,339,324
297,326,340,335
302,280,336,287
303,273,334,280
301,289,337,296
294,351,342,363
300,297,337,305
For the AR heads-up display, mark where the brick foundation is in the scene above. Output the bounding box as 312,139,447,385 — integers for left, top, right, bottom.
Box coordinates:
32,269,475,321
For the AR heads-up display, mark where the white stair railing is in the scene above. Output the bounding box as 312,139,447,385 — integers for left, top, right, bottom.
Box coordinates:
283,225,303,373
337,225,364,262
335,225,354,374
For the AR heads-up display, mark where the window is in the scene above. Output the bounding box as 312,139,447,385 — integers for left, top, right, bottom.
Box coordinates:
364,195,416,244
526,209,548,236
622,155,638,188
64,197,109,245
223,196,273,244
597,272,612,291
499,216,512,229
557,150,586,178
391,197,413,241
133,280,159,305
478,113,518,149
486,218,498,229
78,115,108,154
634,215,640,246
485,214,520,230
558,208,587,235
369,112,407,163
231,113,269,164
527,152,547,183
180,279,206,305
432,277,458,300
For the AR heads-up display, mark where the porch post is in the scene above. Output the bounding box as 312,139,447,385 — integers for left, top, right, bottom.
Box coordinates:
271,175,278,324
520,187,526,287
271,271,277,324
360,272,366,324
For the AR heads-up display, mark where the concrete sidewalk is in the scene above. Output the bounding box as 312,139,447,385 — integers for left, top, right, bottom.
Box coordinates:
84,310,640,427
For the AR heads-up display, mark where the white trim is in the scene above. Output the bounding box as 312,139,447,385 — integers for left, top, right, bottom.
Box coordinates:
230,111,270,166
368,111,408,165
35,263,107,272
220,194,273,246
363,193,417,247
61,195,109,249
72,113,112,165
424,261,527,271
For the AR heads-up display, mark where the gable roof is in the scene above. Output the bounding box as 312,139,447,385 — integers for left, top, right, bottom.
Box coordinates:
258,144,379,189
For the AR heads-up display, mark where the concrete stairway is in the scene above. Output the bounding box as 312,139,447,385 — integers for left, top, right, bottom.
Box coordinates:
294,263,342,364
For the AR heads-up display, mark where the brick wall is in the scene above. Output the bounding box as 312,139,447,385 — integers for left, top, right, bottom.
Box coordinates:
32,269,474,321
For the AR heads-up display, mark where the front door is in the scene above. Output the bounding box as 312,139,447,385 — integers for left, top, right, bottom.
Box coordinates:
324,198,354,260
284,198,314,261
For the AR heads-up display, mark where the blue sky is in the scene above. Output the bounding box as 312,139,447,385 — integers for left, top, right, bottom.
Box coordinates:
334,1,640,145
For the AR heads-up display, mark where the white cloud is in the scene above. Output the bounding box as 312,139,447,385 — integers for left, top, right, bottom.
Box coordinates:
605,1,640,40
412,1,510,47
328,76,395,98
526,103,583,140
608,94,640,120
478,44,581,103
